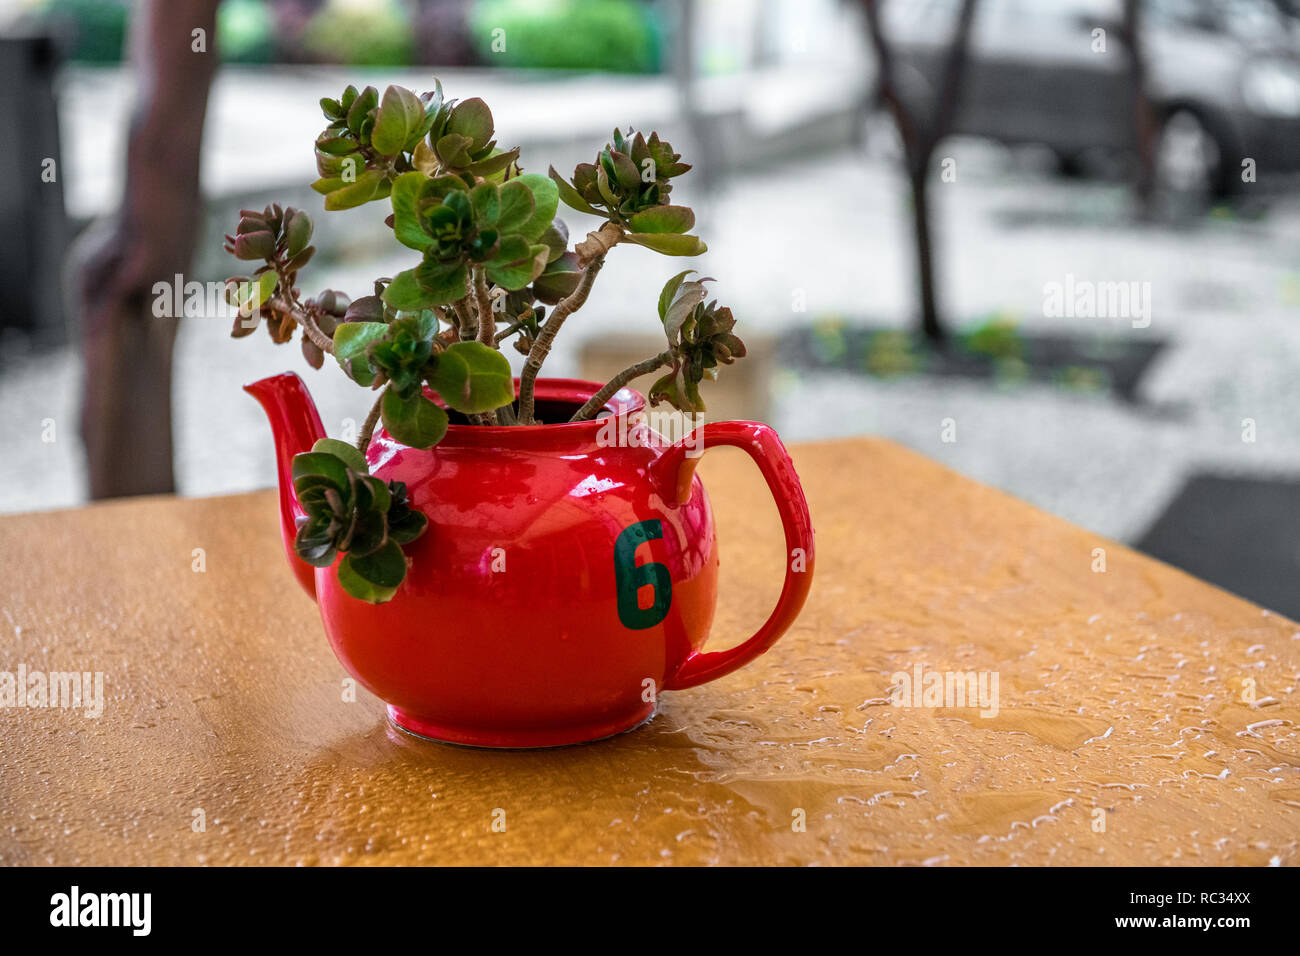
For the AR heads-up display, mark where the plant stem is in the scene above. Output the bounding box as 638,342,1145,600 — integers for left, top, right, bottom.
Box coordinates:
473,269,495,346
570,350,673,422
574,221,624,266
356,389,384,455
453,297,477,341
270,262,335,355
517,255,606,425
267,290,334,354
493,318,527,345
298,308,335,354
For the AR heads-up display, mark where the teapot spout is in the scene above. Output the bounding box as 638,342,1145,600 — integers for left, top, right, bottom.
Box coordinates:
244,372,325,600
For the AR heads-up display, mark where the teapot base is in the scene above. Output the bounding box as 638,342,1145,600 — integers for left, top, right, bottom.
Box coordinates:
386,702,658,749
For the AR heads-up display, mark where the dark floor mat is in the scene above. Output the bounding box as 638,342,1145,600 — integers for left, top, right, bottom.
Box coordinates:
781,324,1166,403
1135,474,1300,621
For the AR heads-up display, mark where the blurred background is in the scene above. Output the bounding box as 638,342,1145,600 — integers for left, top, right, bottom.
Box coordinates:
2,0,1300,616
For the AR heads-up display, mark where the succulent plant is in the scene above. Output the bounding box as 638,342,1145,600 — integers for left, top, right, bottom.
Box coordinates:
382,169,557,309
548,129,704,256
292,439,428,602
648,272,747,414
226,79,748,601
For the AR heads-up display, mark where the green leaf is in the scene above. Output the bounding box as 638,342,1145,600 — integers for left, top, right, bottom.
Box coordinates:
470,182,500,227
337,549,401,603
323,169,387,210
413,258,469,305
333,321,388,385
382,389,449,449
628,205,695,235
295,515,338,568
539,219,569,262
436,133,473,167
663,280,708,342
657,269,697,321
387,506,428,545
595,164,619,207
465,147,521,179
233,229,276,260
344,505,389,558
487,231,528,263
372,85,423,155
649,366,705,414
533,252,582,305
609,150,640,190
355,473,391,513
427,341,515,413
346,85,378,136
445,97,494,150
549,165,601,216
496,179,535,233
389,172,434,252
284,210,313,257
311,437,367,474
512,173,559,240
310,176,343,195
243,270,278,312
315,134,356,156
382,269,431,311
625,232,708,256
345,539,407,587
291,451,349,493
484,246,537,290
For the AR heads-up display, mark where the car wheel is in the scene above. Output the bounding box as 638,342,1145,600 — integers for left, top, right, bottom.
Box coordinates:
1155,108,1227,199
1055,151,1087,179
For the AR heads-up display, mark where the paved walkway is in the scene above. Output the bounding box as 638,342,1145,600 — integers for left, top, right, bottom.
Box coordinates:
6,138,1300,549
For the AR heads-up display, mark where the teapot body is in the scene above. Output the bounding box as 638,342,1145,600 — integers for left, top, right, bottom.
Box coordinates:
246,374,814,749
320,392,716,747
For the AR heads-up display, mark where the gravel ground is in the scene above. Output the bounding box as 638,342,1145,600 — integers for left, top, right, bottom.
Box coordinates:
5,140,1300,546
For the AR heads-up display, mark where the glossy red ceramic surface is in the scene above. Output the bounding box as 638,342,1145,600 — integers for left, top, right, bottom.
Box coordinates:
246,373,815,747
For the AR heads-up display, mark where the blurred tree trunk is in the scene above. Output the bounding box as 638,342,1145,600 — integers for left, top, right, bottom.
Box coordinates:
1121,0,1157,215
862,0,979,344
412,0,476,66
73,0,220,498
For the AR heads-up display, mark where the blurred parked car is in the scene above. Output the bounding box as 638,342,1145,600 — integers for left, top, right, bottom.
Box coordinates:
885,0,1300,196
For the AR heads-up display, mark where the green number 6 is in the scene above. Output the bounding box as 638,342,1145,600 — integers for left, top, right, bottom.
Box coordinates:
614,519,672,630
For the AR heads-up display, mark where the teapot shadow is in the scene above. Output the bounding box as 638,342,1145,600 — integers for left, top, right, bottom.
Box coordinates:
285,703,773,865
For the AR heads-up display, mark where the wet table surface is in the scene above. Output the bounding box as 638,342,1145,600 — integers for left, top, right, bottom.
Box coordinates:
1,439,1297,866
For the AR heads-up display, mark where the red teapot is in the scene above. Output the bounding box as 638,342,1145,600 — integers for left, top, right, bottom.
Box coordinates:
247,372,814,747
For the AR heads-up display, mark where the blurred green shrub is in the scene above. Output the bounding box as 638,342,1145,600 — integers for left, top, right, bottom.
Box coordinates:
470,0,661,73
43,0,128,63
219,0,275,64
301,0,414,67
864,330,924,378
960,313,1024,361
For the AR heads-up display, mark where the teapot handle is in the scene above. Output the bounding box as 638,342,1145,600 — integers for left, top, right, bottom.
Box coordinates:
653,421,815,690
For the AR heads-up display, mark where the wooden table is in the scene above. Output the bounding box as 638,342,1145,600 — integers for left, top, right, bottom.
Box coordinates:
1,439,1297,866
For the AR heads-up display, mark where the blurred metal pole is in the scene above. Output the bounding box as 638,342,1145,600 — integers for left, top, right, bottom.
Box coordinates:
72,0,221,499
1122,0,1157,215
671,0,719,193
0,31,68,343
